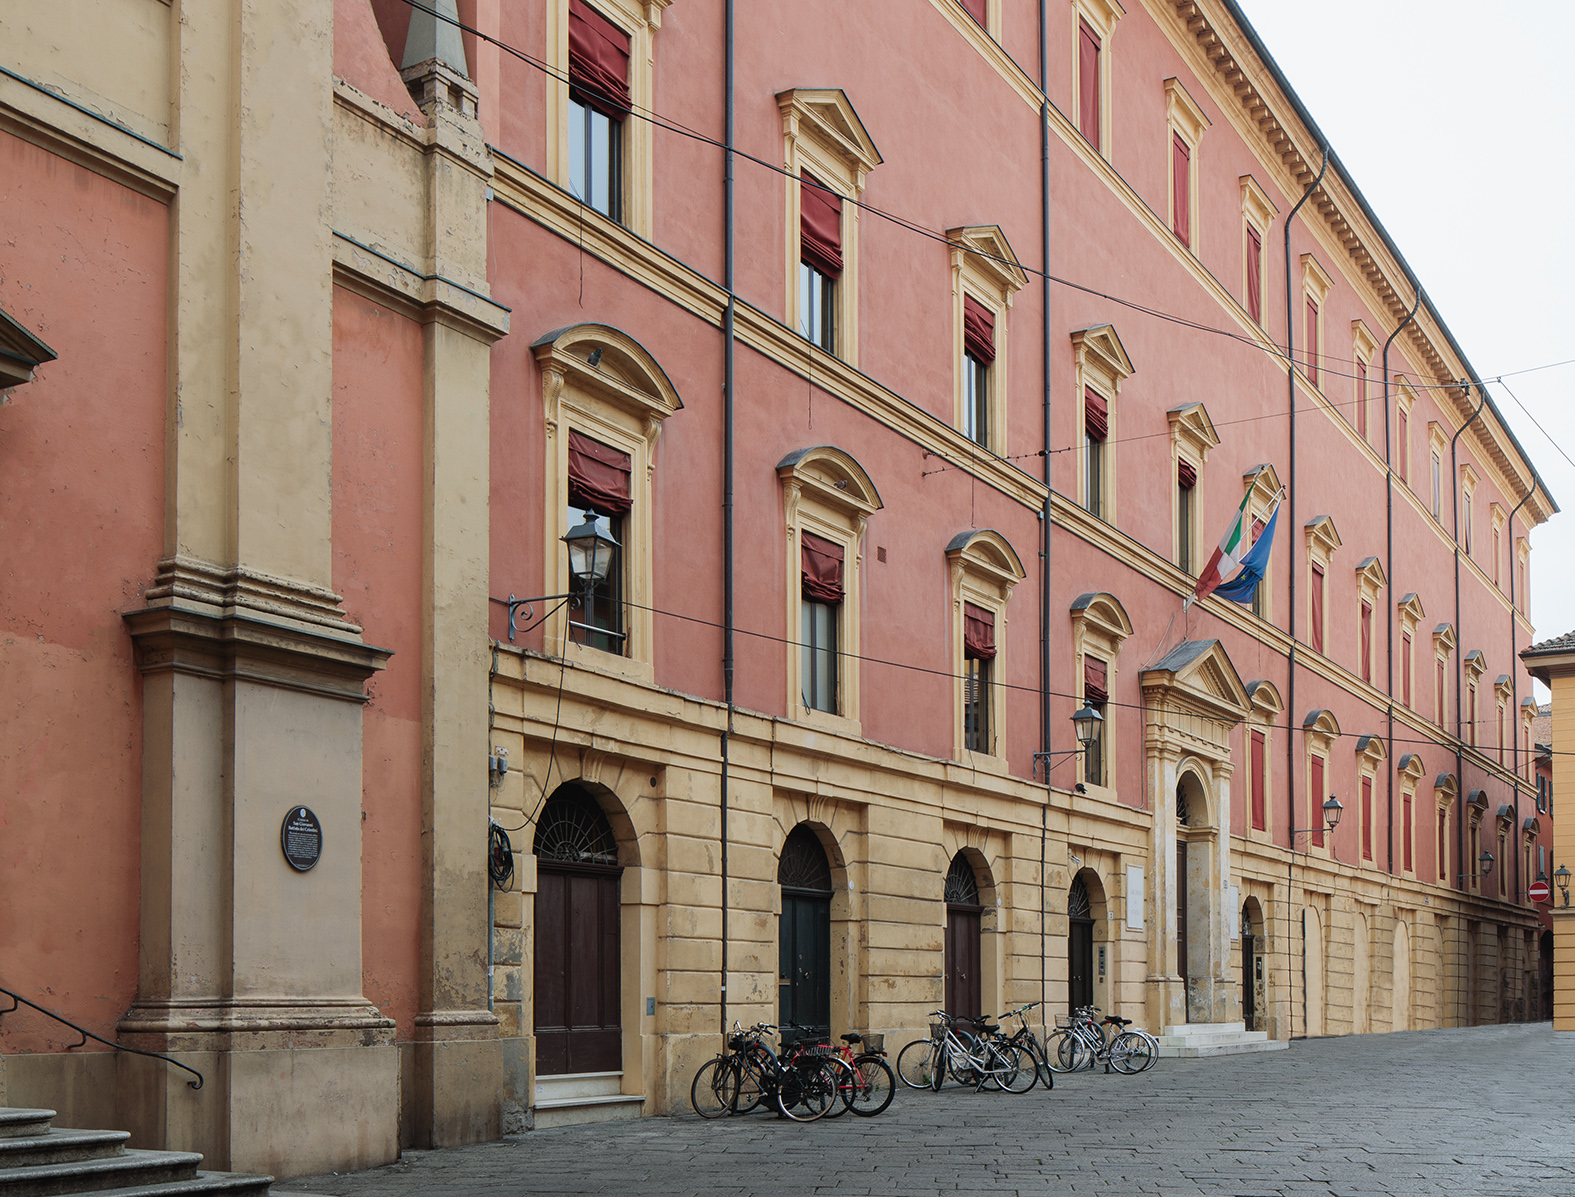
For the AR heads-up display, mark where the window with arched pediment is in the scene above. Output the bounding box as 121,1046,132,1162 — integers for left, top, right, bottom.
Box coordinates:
1070,592,1132,792
947,530,1025,765
778,446,881,729
534,323,682,683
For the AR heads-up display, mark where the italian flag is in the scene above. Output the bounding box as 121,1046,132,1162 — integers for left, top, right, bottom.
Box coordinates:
1189,487,1257,607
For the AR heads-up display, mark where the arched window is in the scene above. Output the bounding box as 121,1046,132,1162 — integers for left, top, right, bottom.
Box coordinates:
778,826,833,892
945,854,981,907
533,788,618,865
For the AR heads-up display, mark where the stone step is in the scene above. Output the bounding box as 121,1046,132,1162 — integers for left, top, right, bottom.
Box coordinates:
0,1148,204,1197
1160,1038,1290,1058
1161,1022,1246,1037
533,1071,623,1103
53,1175,275,1197
532,1094,645,1130
0,1130,130,1170
1157,1030,1270,1047
0,1114,55,1142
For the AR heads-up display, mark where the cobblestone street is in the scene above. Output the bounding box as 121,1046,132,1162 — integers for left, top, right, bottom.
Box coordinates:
278,1023,1574,1197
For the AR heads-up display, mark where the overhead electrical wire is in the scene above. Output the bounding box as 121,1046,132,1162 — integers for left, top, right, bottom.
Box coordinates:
393,0,1575,404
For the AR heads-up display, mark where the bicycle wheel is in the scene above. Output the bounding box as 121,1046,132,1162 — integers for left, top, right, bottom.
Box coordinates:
819,1056,854,1118
778,1059,837,1121
1108,1031,1153,1075
896,1038,940,1089
947,1033,982,1088
991,1041,1036,1094
1137,1031,1160,1070
690,1058,737,1119
1018,1033,1053,1090
1056,1030,1092,1072
848,1055,895,1116
1042,1030,1080,1073
735,1051,769,1112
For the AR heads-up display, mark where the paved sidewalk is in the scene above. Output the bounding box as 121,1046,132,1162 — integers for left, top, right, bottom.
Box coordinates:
279,1023,1575,1197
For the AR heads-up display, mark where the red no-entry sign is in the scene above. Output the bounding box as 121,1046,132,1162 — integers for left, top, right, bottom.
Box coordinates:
1529,879,1552,903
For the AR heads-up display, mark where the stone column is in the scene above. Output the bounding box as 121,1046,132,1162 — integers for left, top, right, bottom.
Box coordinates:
1146,742,1185,1031
120,0,398,1178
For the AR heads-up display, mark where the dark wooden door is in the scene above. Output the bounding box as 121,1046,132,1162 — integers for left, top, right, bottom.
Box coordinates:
779,891,830,1044
534,864,622,1074
945,905,982,1021
1241,931,1256,1029
1176,839,1190,1016
1068,918,1093,1012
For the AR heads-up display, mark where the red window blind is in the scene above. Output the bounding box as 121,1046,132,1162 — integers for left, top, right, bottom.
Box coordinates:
1083,656,1108,704
1402,632,1413,707
800,532,844,604
962,295,996,365
1493,526,1501,585
568,0,631,116
1246,226,1262,322
1250,731,1266,831
1305,297,1319,384
1311,754,1325,848
961,0,988,26
1172,134,1191,246
1310,564,1324,653
1356,359,1368,437
1360,601,1373,684
567,430,633,516
1398,405,1409,483
1438,810,1447,880
1468,683,1477,746
1436,658,1446,725
1084,386,1108,440
963,603,997,660
1250,517,1265,545
1078,21,1101,146
1361,776,1373,860
1403,793,1413,872
1177,459,1197,490
799,172,843,279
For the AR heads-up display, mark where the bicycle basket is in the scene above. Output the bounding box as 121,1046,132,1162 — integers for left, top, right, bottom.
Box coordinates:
929,1022,944,1040
727,1034,748,1052
1054,1015,1074,1030
858,1032,884,1053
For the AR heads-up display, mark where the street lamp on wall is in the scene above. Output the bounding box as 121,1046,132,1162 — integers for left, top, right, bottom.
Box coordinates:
1033,707,1105,784
1555,863,1571,907
1290,795,1343,851
1458,849,1495,882
491,515,624,641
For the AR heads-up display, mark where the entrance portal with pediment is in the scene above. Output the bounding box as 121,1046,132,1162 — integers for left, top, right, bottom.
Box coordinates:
1140,639,1249,1031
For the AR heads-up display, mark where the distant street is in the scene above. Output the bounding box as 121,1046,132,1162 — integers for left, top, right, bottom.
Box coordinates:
279,1023,1574,1197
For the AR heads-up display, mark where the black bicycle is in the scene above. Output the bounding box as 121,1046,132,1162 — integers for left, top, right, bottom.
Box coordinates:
691,1022,842,1121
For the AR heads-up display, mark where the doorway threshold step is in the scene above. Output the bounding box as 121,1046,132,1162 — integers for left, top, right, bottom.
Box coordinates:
1156,1023,1286,1056
531,1094,645,1129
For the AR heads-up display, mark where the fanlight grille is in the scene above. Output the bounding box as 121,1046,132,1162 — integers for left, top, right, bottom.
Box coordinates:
778,825,833,892
1068,877,1092,921
945,853,980,906
533,788,618,865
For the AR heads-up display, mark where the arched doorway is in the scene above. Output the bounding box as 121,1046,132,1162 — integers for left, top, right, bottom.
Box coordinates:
533,784,623,1075
1302,905,1324,1037
945,853,983,1022
1068,876,1094,1013
1175,772,1212,1021
1240,899,1260,1032
779,825,833,1045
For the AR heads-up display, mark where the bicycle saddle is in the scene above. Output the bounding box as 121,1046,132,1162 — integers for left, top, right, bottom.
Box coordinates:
1103,1015,1132,1027
840,1033,862,1043
980,1024,1000,1033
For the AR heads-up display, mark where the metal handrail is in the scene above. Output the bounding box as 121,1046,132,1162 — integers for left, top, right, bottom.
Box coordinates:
0,984,204,1090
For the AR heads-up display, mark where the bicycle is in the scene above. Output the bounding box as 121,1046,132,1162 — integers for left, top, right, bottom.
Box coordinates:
1050,1007,1157,1074
777,1027,858,1119
830,1031,896,1115
691,1022,842,1120
993,1000,1054,1090
897,1010,1033,1092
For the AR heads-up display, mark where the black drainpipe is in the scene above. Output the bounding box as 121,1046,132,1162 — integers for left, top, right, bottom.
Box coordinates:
719,0,735,1037
1448,379,1487,1024
1037,0,1052,1033
1282,145,1326,1040
1381,284,1421,875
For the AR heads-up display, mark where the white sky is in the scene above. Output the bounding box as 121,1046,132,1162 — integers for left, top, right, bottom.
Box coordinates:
1233,0,1575,697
